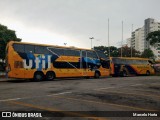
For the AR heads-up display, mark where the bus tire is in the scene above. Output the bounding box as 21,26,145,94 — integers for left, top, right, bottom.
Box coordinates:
94,71,100,79
146,70,150,76
46,71,55,80
34,71,44,81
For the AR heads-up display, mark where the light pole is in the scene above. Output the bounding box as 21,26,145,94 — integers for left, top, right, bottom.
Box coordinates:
121,21,123,57
89,37,94,49
131,24,133,57
108,18,110,57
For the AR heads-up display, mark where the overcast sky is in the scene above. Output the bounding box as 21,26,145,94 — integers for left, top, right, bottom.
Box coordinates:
0,0,160,49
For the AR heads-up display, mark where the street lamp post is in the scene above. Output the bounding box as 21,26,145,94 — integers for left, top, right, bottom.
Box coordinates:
121,21,123,57
108,18,110,57
89,37,94,49
131,24,133,57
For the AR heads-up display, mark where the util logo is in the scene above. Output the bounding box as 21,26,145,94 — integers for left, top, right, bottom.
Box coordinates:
23,55,51,69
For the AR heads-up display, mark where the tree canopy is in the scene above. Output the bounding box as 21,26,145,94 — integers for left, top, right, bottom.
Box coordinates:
146,30,160,46
141,48,154,58
0,24,21,59
94,46,119,57
94,45,140,57
118,45,140,57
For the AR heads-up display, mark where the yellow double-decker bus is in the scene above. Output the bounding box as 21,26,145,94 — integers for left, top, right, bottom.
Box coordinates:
5,41,110,81
110,57,155,77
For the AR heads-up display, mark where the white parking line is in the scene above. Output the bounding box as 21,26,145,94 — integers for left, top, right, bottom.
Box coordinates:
94,87,115,90
94,84,144,91
0,92,72,102
130,84,142,86
0,98,21,102
47,91,72,96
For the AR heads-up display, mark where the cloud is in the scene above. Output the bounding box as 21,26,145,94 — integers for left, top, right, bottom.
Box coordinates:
0,0,160,48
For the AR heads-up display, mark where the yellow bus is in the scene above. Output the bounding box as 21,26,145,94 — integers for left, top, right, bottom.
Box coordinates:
110,57,155,77
5,41,110,81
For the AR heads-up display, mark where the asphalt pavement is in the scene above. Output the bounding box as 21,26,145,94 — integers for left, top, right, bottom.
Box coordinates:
0,76,160,120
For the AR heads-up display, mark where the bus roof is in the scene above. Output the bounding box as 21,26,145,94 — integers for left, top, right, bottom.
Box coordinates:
8,41,93,51
110,57,149,60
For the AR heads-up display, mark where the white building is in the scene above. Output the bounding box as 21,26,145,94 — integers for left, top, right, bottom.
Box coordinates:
131,18,160,61
131,27,144,52
126,38,131,47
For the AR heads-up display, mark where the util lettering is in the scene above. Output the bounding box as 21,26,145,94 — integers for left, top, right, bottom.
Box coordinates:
23,55,51,69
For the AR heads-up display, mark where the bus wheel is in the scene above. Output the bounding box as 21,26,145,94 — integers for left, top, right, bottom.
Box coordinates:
146,71,150,76
94,71,100,79
46,71,55,80
34,72,44,81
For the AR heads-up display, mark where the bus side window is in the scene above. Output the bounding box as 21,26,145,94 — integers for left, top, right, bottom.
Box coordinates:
87,51,98,59
13,44,25,53
64,49,80,56
35,46,49,54
25,44,35,53
49,48,64,56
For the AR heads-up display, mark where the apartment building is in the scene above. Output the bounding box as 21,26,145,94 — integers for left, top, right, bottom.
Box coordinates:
129,27,144,52
129,18,160,60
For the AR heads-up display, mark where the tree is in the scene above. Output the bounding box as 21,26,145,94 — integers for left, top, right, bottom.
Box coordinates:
146,30,160,46
141,48,154,58
118,45,141,57
0,24,21,60
94,45,140,57
94,46,119,57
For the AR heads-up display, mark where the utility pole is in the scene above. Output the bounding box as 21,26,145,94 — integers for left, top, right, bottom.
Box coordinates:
121,21,123,57
108,18,110,57
131,24,133,57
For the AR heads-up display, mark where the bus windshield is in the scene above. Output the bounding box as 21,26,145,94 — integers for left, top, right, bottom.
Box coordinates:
95,50,108,60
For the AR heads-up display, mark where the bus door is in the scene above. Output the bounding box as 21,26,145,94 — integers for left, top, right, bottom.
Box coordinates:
81,50,88,76
100,58,110,76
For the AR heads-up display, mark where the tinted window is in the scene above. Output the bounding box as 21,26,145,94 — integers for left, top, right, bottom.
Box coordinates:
48,48,64,56
112,58,149,65
96,51,108,60
35,46,49,54
82,51,87,57
87,51,98,58
112,58,123,64
64,49,80,56
13,44,25,53
25,44,34,53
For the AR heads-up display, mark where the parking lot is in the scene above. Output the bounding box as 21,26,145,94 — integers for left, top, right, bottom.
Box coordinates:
0,76,160,120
